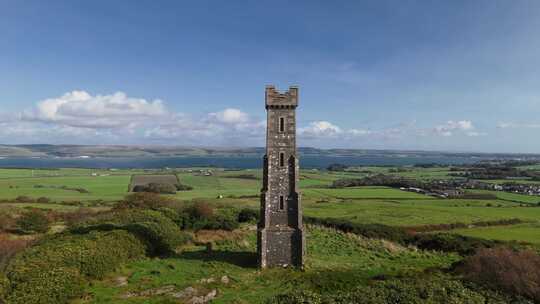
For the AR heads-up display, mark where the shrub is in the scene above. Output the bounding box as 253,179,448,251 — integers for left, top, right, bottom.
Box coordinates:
115,192,175,210
238,208,259,223
189,201,214,219
176,183,193,191
7,267,85,304
267,275,500,304
405,218,524,233
72,209,191,255
205,211,240,231
14,196,33,203
0,212,16,232
16,209,50,234
411,233,503,255
0,272,9,304
306,216,510,255
36,197,51,204
177,204,239,231
304,217,410,244
268,290,323,304
5,230,146,304
133,183,177,194
327,163,348,171
62,207,97,227
0,234,32,272
457,248,540,302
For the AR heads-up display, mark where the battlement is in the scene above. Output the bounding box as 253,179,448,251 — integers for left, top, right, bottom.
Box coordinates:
265,85,298,109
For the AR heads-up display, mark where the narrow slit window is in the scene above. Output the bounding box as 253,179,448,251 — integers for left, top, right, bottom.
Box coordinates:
279,117,285,132
279,152,285,167
279,195,285,210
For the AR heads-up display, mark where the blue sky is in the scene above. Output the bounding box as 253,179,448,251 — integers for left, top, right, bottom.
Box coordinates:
1,0,540,152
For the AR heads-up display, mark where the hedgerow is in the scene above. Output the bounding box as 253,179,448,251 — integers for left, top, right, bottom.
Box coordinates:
304,216,511,255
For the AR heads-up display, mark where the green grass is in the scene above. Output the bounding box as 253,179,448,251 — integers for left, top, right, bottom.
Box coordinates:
304,199,540,226
468,189,540,204
1,167,539,245
452,222,540,244
303,186,433,200
0,175,132,202
80,226,458,304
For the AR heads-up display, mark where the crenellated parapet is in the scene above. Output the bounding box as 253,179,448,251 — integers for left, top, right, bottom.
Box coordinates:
265,85,298,109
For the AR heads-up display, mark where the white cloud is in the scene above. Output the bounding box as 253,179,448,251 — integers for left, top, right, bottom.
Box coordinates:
433,120,474,136
144,109,265,144
2,91,491,148
466,131,487,137
299,121,342,138
497,122,540,129
22,91,166,129
208,108,249,124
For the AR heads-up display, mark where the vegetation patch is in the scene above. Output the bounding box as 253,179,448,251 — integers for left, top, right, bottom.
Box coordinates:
457,247,540,302
129,174,192,193
5,230,146,304
304,216,517,255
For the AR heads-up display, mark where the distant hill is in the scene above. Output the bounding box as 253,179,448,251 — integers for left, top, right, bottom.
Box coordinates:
0,144,539,160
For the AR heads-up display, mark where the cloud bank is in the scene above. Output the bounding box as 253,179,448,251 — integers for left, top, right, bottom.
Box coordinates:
0,90,488,147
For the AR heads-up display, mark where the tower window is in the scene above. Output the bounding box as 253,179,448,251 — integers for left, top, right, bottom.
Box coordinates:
279,117,285,132
279,195,285,210
279,152,285,167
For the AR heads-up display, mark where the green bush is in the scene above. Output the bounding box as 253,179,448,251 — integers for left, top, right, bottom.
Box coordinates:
306,216,508,255
458,248,540,302
0,272,9,304
178,205,239,231
176,183,193,191
72,209,192,255
115,192,176,210
7,267,84,304
16,209,50,233
5,230,145,304
36,197,51,204
238,208,259,223
133,182,177,194
268,290,323,304
267,275,506,304
411,233,504,255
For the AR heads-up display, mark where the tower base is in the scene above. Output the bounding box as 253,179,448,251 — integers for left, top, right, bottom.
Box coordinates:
258,227,305,268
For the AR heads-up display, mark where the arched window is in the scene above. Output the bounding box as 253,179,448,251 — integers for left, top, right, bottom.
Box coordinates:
279,152,285,167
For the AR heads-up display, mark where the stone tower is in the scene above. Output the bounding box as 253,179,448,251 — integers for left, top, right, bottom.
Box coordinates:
258,85,305,268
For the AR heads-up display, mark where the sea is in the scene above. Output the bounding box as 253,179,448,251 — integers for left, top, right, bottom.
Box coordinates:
0,155,486,170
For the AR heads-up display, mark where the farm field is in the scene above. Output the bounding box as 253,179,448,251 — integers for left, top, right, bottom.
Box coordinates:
468,189,540,204
2,167,540,231
303,199,540,226
2,165,540,303
452,222,540,244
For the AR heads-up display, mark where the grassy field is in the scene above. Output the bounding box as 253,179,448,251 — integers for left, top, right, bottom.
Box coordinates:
468,189,540,204
80,226,458,304
2,167,540,238
3,166,540,303
452,222,540,244
303,199,540,226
